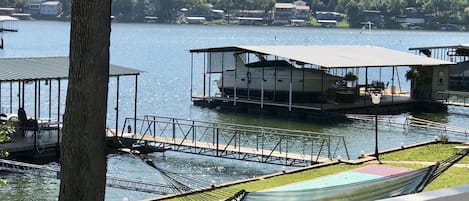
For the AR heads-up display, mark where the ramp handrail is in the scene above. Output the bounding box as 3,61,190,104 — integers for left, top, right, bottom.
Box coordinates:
118,115,350,166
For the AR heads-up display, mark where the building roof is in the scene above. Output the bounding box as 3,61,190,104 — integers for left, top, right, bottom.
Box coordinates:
0,16,18,22
275,3,295,9
41,1,61,6
190,45,454,68
0,57,142,81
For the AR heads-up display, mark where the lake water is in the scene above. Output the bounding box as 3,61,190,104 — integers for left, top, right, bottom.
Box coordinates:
1,21,469,201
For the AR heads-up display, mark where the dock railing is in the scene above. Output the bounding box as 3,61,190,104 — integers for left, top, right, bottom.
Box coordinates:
117,115,350,166
438,90,469,107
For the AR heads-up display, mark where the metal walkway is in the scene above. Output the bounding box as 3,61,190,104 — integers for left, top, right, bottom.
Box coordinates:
113,115,350,167
0,159,175,195
346,114,469,136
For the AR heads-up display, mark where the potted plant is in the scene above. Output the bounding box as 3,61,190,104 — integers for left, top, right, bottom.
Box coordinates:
406,68,420,95
343,72,359,87
405,68,420,81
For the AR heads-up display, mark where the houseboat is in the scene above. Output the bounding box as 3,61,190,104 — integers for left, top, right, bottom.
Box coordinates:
215,53,343,102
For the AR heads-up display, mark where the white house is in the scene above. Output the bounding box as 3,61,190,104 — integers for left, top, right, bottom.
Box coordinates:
272,1,311,25
26,0,45,15
40,1,62,16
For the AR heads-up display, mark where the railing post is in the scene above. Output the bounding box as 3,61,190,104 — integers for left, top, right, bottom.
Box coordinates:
279,136,282,154
153,116,156,138
311,138,314,165
192,121,195,142
256,133,259,151
172,118,176,140
216,128,219,157
328,136,331,159
285,136,289,166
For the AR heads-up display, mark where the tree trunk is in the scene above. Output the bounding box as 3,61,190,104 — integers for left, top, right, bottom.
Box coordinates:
59,0,111,200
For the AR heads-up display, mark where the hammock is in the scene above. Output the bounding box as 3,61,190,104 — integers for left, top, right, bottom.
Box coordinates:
226,164,437,201
225,148,469,201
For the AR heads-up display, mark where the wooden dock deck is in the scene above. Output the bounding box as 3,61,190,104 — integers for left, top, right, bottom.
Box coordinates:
193,93,414,114
116,132,333,166
0,130,60,153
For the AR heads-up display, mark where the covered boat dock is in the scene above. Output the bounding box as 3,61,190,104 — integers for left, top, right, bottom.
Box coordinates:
0,56,142,160
190,45,454,116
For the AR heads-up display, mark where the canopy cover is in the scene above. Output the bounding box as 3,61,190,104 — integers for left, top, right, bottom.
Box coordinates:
190,45,454,68
0,57,142,81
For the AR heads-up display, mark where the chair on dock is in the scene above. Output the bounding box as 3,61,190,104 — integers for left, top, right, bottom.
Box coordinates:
17,108,38,136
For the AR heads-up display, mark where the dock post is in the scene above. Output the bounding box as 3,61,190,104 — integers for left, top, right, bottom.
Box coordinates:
57,79,61,148
115,76,120,135
134,75,138,135
190,53,193,100
38,80,41,120
9,81,12,113
48,79,51,122
0,81,2,112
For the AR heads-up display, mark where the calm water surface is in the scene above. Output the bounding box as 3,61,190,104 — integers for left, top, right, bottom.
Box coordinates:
1,21,469,201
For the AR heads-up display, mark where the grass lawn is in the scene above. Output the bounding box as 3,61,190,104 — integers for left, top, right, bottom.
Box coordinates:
158,142,469,201
380,143,469,164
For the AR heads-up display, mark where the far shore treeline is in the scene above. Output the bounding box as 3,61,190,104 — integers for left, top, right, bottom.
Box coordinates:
2,0,469,30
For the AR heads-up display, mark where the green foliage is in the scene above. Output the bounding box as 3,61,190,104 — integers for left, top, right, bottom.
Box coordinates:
380,143,469,164
83,0,469,28
0,122,13,158
344,72,359,81
405,68,420,81
345,0,362,28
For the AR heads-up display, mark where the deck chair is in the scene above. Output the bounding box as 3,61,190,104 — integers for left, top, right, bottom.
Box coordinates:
17,108,38,135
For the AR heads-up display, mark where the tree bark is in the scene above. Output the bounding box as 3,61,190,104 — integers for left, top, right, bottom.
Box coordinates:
59,0,111,200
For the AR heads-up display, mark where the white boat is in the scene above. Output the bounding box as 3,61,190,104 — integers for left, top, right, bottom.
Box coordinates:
215,54,343,102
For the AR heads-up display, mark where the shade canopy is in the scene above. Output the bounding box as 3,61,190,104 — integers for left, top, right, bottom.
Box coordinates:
0,56,142,81
190,45,454,68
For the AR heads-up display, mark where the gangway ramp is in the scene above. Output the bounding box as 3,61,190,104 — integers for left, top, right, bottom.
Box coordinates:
114,115,350,167
0,159,175,195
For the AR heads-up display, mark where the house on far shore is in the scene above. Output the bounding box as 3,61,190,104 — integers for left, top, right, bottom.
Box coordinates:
0,8,15,16
25,0,44,15
40,1,62,17
316,11,342,27
362,10,381,27
396,7,425,29
272,0,311,26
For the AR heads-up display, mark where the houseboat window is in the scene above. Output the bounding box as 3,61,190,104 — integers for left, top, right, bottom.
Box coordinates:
439,71,444,85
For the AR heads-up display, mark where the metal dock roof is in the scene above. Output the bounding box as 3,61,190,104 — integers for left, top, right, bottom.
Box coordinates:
190,45,454,68
0,56,142,81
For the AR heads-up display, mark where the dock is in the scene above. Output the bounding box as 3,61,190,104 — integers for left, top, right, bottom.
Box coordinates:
193,92,416,116
109,115,350,167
